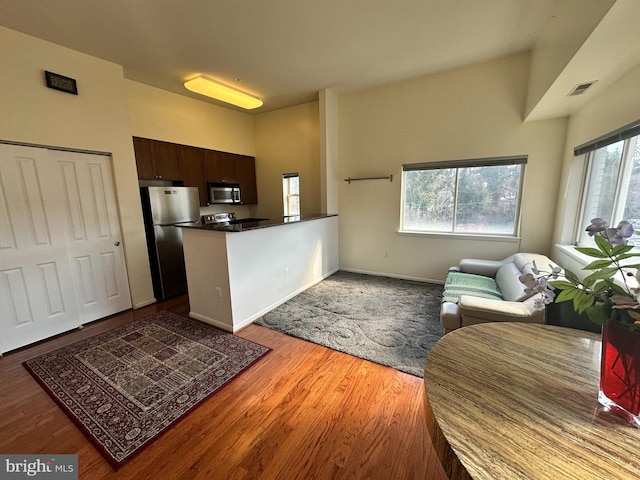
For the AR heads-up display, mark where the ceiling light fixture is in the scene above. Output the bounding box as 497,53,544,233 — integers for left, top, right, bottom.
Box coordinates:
184,75,263,109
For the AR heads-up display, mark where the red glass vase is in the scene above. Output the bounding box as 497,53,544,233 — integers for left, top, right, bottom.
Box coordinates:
599,322,640,427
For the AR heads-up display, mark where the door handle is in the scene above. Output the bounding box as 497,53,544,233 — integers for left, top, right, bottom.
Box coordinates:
114,241,120,246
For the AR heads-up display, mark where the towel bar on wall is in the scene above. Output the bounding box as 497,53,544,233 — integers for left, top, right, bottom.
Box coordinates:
344,175,393,184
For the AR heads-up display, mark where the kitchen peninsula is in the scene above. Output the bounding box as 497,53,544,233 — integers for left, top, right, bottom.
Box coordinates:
180,214,338,332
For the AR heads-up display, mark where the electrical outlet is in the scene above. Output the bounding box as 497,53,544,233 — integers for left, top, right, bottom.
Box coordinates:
216,287,222,298
283,267,289,278
384,250,391,258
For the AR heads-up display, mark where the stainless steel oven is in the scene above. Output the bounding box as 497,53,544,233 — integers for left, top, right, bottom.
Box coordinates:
208,182,241,204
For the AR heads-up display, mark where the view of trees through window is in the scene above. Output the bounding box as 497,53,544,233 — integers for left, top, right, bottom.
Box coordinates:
402,162,523,235
578,135,640,246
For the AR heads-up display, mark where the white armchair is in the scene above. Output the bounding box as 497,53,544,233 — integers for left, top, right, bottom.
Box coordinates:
440,253,560,333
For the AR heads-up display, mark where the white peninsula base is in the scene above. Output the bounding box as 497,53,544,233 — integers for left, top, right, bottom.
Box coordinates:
182,215,339,332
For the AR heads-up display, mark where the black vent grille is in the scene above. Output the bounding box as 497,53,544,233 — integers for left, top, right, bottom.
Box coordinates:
568,81,597,96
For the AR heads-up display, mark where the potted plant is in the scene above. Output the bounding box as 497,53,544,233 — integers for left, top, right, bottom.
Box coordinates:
521,218,640,427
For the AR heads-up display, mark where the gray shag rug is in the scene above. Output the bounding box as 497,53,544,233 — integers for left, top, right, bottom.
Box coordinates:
255,270,444,377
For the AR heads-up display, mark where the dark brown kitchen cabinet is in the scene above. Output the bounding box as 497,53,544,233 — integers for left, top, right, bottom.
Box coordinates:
133,136,258,205
152,141,182,180
234,154,258,205
178,145,207,206
132,137,155,179
133,137,182,181
204,151,237,184
204,151,257,204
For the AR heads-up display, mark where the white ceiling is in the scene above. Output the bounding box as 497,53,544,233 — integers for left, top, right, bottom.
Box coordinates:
0,0,562,113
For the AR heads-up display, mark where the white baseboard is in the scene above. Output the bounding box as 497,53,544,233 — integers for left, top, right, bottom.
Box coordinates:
133,297,157,309
242,267,340,329
192,268,341,333
189,311,233,332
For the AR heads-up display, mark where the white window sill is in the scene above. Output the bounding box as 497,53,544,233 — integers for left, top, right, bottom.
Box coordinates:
398,230,520,243
556,243,640,266
555,244,590,266
555,243,639,289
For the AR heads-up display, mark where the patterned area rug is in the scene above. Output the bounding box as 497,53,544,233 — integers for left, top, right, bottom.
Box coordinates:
256,271,444,377
23,311,270,469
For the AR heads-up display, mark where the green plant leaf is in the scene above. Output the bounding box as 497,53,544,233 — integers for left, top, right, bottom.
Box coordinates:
578,290,597,312
592,281,610,294
610,245,635,256
594,235,613,254
573,290,594,313
583,267,618,284
582,275,596,288
604,279,631,296
555,288,579,303
585,303,610,324
575,246,607,258
549,279,579,289
564,269,581,284
583,259,613,270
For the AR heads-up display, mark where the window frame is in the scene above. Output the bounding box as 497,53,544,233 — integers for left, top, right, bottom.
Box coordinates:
282,172,300,217
575,131,640,247
400,156,527,238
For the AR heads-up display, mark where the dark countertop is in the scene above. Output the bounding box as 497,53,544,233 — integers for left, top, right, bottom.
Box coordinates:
178,213,338,232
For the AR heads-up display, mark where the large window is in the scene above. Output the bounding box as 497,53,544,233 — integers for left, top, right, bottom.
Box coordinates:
401,156,526,236
576,130,640,246
283,172,300,217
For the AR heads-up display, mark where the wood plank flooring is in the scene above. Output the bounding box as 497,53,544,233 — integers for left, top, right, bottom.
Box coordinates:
0,296,448,480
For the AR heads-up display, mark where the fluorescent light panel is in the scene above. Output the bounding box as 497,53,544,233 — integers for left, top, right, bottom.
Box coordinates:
184,75,263,109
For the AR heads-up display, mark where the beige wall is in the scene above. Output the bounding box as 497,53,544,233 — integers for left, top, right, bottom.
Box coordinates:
320,89,340,214
338,52,568,282
0,26,153,308
253,102,321,221
126,80,255,155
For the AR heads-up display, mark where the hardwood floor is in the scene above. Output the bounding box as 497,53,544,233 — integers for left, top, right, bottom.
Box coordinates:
0,296,448,480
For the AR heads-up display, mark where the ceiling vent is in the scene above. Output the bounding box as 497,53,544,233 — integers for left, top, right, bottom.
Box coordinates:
568,81,597,96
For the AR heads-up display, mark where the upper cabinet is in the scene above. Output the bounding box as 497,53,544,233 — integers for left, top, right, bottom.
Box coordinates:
234,154,258,205
204,151,258,204
204,151,237,184
178,145,207,206
133,137,181,181
153,141,182,180
132,137,155,179
133,137,257,206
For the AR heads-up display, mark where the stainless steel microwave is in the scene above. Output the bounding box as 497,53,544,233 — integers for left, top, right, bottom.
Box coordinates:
208,182,241,204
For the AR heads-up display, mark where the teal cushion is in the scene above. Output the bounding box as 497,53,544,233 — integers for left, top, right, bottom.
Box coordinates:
442,271,503,304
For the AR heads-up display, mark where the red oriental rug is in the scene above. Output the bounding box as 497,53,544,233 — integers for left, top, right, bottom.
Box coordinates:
23,311,270,469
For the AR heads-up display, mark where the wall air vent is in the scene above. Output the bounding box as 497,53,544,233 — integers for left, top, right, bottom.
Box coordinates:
568,81,597,96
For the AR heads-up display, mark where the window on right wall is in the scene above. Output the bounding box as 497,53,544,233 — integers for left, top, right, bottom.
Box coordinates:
575,127,640,247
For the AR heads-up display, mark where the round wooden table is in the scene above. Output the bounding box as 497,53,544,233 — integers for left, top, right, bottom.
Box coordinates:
423,322,640,480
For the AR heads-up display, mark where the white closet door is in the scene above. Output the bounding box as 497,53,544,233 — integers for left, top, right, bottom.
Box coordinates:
50,150,131,323
0,145,132,353
0,144,80,352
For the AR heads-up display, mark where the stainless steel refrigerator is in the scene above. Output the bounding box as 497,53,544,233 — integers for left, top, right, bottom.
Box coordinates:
140,186,200,300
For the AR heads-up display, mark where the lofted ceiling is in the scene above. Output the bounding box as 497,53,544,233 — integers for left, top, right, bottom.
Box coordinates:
1,0,636,117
